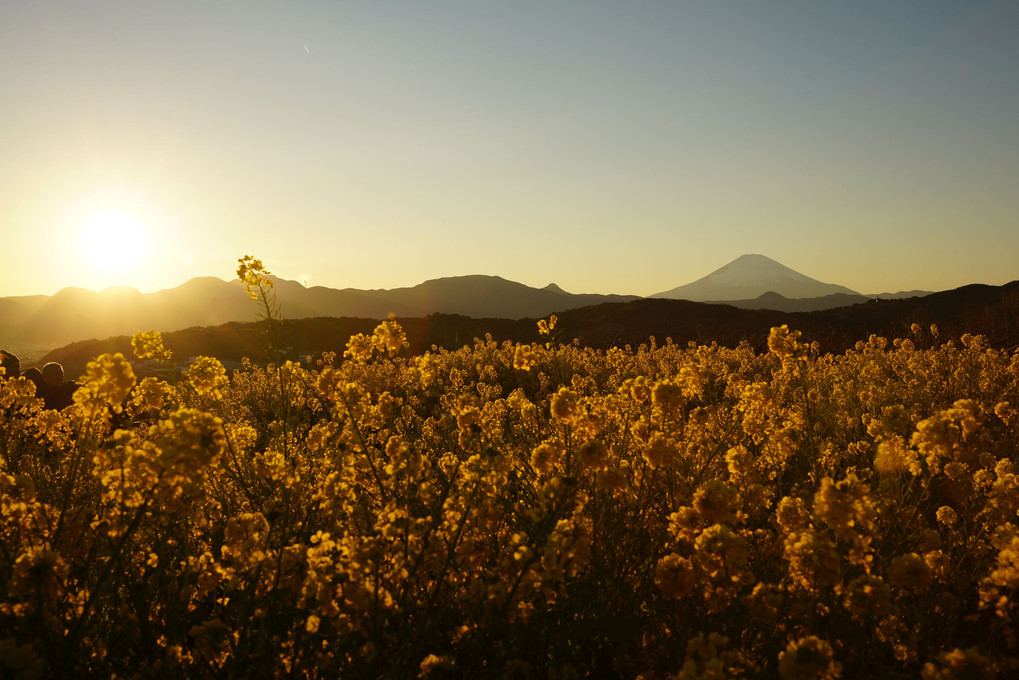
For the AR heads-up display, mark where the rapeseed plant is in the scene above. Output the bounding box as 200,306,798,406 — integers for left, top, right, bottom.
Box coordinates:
2,262,1019,677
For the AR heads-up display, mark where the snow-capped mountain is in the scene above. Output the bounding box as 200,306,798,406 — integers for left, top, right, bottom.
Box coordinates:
651,254,860,301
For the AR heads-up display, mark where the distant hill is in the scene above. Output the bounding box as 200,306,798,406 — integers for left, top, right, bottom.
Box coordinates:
699,289,935,314
652,254,860,302
39,280,1019,379
0,275,639,350
0,254,1001,358
40,314,536,379
707,291,870,313
869,290,934,300
567,280,1019,353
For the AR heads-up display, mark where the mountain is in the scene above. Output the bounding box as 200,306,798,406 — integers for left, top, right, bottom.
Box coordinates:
10,280,255,352
652,254,860,302
711,291,871,313
869,290,933,300
0,274,639,351
557,279,1019,353
40,280,1019,379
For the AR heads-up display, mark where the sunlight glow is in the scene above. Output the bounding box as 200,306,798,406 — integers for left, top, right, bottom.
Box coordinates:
77,210,150,277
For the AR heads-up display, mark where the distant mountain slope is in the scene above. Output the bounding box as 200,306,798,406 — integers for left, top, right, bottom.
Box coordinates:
40,280,1019,379
709,291,871,313
376,275,635,319
652,254,860,301
0,294,50,325
1,274,639,348
562,280,1019,352
870,290,933,300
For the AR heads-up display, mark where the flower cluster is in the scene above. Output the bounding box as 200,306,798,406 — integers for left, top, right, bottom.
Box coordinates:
236,254,273,301
2,321,1018,677
131,329,173,363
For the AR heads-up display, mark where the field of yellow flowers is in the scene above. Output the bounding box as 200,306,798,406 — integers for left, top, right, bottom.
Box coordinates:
2,264,1018,678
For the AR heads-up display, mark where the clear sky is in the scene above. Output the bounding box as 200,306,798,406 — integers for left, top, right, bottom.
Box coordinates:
2,1,1018,298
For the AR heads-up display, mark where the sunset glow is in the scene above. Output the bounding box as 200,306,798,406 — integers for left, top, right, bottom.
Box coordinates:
2,5,1019,675
1,1,1017,297
77,210,149,274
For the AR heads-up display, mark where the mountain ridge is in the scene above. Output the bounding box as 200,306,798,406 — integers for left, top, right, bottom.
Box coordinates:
0,273,641,351
652,253,861,301
36,279,1019,380
0,254,970,353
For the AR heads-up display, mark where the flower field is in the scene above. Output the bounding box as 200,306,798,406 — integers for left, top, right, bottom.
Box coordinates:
3,297,1019,677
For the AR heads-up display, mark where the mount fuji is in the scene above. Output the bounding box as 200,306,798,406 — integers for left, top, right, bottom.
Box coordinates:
651,254,860,302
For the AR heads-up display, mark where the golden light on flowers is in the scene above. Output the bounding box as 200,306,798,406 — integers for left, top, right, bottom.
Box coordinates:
921,647,998,680
652,379,685,414
237,254,274,300
149,408,226,471
935,506,958,528
513,344,538,370
370,320,409,357
74,352,137,412
419,653,453,676
344,333,374,362
132,330,173,363
629,375,651,403
643,435,676,469
768,324,808,361
550,387,579,422
2,316,1019,676
530,440,561,474
187,356,229,398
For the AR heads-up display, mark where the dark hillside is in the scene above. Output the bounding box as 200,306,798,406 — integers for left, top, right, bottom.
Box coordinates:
795,281,1019,351
38,280,1019,378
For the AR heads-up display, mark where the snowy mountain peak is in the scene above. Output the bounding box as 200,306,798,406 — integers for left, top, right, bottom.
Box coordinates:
651,254,859,302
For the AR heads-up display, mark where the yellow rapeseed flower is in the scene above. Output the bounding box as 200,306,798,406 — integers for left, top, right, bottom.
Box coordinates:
513,344,538,371
778,636,841,680
187,356,229,399
74,352,137,413
131,329,173,363
237,255,274,301
550,387,579,422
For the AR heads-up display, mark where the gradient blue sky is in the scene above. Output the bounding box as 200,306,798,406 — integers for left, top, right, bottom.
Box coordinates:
2,1,1017,297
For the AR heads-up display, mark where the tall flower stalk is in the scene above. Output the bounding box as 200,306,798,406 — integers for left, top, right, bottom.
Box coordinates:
236,255,295,457
237,255,284,359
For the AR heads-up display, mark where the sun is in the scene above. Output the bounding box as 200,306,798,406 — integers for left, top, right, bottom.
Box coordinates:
77,210,150,277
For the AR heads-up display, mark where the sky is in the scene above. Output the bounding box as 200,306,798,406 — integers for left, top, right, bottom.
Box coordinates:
2,0,1018,298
